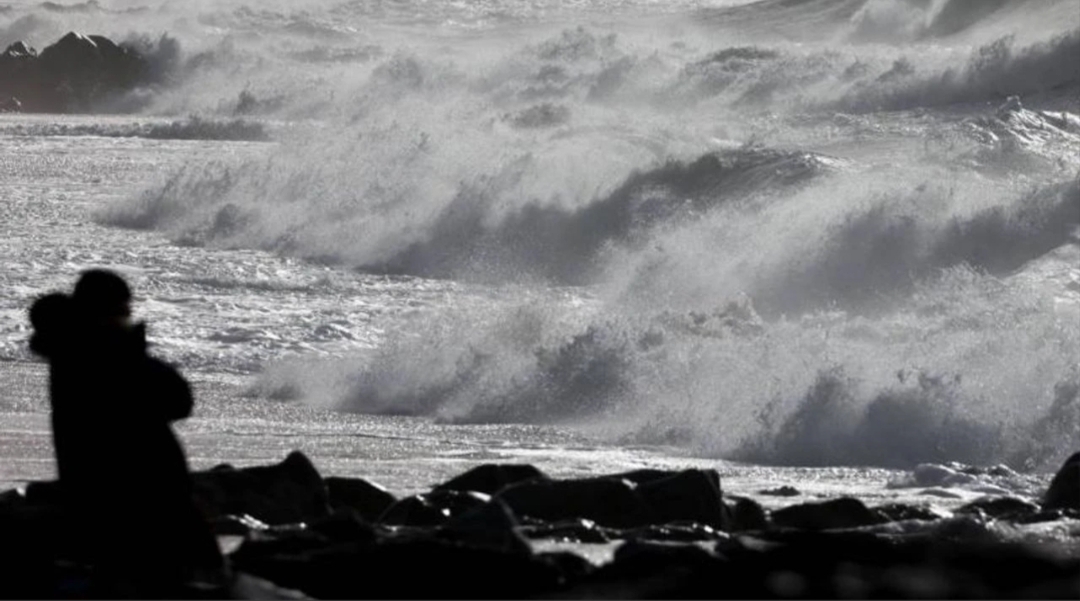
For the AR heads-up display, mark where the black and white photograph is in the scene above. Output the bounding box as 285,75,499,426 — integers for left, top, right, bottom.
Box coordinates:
0,0,1078,598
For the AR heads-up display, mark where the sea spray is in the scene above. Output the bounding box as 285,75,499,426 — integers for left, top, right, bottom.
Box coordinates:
81,0,1080,471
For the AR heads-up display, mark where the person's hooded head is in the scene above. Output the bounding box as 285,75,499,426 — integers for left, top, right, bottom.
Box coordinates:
73,269,132,327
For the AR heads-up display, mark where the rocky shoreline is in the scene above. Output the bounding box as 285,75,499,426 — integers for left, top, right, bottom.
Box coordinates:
1,450,1076,599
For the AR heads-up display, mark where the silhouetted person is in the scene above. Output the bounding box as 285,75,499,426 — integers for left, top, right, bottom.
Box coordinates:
29,270,225,597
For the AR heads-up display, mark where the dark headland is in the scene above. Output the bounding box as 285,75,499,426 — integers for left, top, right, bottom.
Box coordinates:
0,32,173,114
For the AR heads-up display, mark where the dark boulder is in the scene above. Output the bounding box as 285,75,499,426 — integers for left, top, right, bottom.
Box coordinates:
378,489,490,527
1043,452,1080,511
770,497,884,531
435,463,548,495
192,451,331,525
496,476,650,529
325,476,396,522
438,497,531,554
496,469,730,530
636,469,731,530
725,495,769,532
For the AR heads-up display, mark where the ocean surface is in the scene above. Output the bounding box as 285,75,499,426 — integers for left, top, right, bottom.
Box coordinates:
0,0,1078,524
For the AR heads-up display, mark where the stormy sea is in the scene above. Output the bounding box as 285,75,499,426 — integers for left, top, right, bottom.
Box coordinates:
0,0,1078,596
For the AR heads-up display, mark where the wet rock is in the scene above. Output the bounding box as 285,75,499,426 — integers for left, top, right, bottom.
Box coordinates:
519,518,613,543
378,489,490,527
496,476,650,529
434,463,547,495
956,496,1040,520
628,522,725,542
210,513,270,536
495,469,731,531
438,497,531,554
636,469,731,530
770,497,884,531
759,485,801,497
1043,452,1080,511
873,503,947,523
324,476,395,522
192,451,331,526
725,496,769,532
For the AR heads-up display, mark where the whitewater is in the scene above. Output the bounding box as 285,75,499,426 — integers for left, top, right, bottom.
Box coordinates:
0,0,1078,526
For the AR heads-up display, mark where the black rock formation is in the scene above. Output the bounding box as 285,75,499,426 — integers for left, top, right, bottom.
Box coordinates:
0,32,162,113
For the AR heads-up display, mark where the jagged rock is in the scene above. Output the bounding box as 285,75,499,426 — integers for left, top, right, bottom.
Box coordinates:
378,489,490,527
2,41,37,59
434,463,547,495
192,451,331,525
0,31,153,113
1043,452,1080,511
38,32,104,69
324,476,395,522
0,97,22,112
770,497,884,531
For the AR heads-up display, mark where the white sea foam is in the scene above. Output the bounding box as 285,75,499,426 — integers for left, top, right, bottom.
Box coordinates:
3,0,1078,473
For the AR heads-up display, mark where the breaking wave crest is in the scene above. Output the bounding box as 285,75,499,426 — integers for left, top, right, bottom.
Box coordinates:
267,261,1078,472
73,1,1080,471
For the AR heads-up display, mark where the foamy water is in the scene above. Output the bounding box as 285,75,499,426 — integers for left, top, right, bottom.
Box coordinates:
0,0,1077,510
